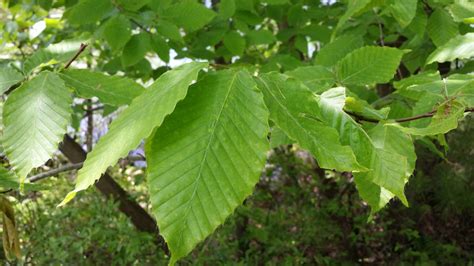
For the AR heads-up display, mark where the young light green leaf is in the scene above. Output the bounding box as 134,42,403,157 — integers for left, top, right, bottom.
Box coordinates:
59,69,145,106
314,35,364,67
391,100,467,136
336,46,404,85
64,0,113,25
146,69,269,265
59,62,208,206
389,0,417,27
426,33,474,64
427,8,459,47
3,71,72,179
256,73,364,172
318,87,412,212
0,68,23,94
286,66,335,93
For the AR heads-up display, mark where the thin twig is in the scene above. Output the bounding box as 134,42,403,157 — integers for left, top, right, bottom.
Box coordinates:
346,107,474,124
86,99,94,152
64,43,88,69
28,163,83,182
28,155,147,183
130,18,151,34
373,9,384,46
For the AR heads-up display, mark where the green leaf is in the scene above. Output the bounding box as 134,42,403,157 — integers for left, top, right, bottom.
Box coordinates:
344,96,390,121
0,166,46,192
264,0,289,4
448,0,474,22
59,69,145,106
146,69,269,265
286,66,335,93
156,19,184,43
151,34,170,63
59,62,208,206
246,30,276,46
164,0,216,32
121,33,150,67
24,39,87,74
3,72,72,179
391,100,466,136
270,127,293,148
219,0,236,19
427,8,459,47
223,31,246,56
0,68,23,94
317,87,412,212
426,33,474,64
116,0,150,11
255,73,364,172
102,15,131,52
314,35,364,67
336,46,404,85
332,0,371,39
389,0,417,27
65,0,113,25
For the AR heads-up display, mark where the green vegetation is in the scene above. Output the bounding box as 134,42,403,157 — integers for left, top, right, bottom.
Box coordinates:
0,0,473,264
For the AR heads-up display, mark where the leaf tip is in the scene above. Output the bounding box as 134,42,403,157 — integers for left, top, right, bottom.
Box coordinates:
58,191,77,207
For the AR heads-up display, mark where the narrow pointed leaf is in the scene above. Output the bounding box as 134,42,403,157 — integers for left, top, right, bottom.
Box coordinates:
3,71,72,179
146,70,269,264
60,69,145,106
255,73,364,172
60,62,207,205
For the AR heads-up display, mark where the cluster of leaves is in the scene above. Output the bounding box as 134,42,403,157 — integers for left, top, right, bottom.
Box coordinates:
0,0,473,264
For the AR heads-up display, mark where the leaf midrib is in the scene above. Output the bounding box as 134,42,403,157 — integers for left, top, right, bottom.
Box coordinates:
174,72,239,249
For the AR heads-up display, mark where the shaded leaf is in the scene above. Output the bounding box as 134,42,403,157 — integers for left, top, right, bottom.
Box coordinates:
256,73,364,172
65,0,113,25
60,69,145,106
0,68,23,94
427,8,459,47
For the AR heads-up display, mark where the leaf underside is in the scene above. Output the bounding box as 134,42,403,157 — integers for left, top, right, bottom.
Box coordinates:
3,71,72,179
